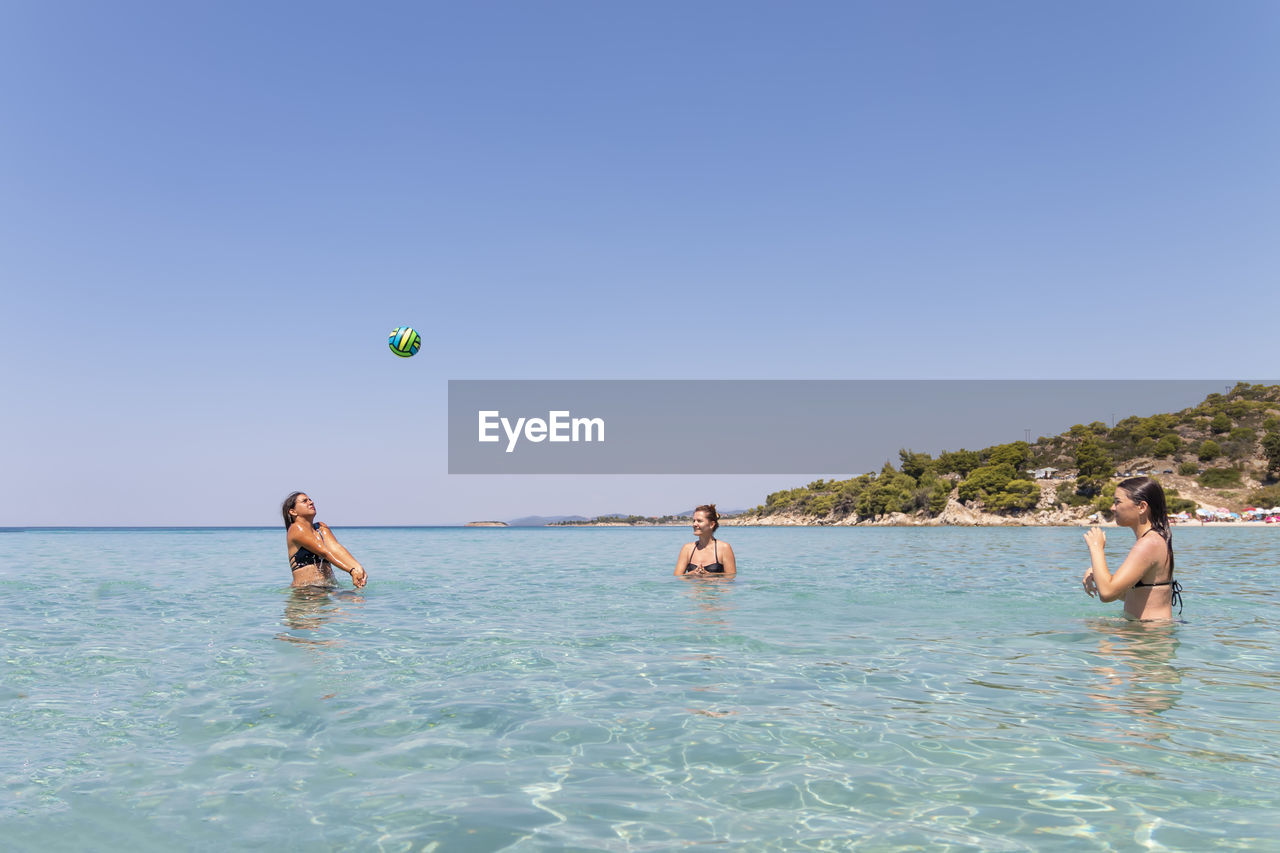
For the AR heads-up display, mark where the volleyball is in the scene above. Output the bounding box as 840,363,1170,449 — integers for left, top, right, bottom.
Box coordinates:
388,326,421,358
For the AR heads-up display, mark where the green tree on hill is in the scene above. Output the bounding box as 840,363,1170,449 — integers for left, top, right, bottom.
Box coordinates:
985,479,1041,511
1074,437,1112,496
1198,439,1222,462
832,474,875,515
898,449,933,481
1263,431,1280,479
856,466,917,517
917,474,953,513
936,449,981,478
958,463,1016,503
987,441,1032,474
1154,434,1181,457
958,463,1042,512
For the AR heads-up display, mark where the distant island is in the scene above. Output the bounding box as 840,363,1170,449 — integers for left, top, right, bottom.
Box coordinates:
550,509,749,527
507,515,589,526
465,521,508,527
551,514,689,527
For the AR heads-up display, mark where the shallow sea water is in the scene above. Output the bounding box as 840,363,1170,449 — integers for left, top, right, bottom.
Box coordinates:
2,526,1278,851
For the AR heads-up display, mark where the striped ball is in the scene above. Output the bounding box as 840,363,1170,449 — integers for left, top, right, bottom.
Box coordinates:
388,326,421,358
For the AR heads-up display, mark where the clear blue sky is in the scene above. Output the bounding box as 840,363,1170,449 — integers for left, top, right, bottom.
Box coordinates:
2,2,1277,525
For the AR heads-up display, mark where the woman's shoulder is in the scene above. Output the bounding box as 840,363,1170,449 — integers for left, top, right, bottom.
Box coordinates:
287,520,315,538
1132,530,1169,561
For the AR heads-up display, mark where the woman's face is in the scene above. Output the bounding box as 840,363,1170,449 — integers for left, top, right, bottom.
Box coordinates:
1112,489,1146,526
692,510,714,537
291,494,316,522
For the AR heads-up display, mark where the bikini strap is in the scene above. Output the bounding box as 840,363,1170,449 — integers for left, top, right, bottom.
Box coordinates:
1140,527,1173,577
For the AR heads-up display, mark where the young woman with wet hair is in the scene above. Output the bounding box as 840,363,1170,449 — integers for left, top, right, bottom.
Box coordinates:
1082,477,1181,619
282,492,367,589
674,504,736,577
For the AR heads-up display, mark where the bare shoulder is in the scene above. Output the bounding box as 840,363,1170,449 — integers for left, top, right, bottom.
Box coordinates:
1132,532,1168,562
718,539,735,554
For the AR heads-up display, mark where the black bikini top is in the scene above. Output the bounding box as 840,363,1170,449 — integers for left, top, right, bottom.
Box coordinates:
289,523,326,571
684,540,724,574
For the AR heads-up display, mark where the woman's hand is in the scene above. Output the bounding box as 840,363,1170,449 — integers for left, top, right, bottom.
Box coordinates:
351,565,367,588
1084,527,1106,551
1082,568,1098,598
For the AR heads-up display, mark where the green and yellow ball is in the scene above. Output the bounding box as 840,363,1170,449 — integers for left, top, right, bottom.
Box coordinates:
388,326,421,358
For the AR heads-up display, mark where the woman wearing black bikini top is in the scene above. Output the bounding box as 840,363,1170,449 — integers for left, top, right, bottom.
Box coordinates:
1082,477,1182,619
282,492,367,589
674,504,736,577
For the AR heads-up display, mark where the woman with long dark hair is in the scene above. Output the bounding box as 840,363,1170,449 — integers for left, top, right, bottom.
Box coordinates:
1082,477,1181,619
282,492,367,589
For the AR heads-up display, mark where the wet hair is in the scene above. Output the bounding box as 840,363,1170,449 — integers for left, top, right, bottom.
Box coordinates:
281,491,305,528
694,504,720,532
1117,476,1174,571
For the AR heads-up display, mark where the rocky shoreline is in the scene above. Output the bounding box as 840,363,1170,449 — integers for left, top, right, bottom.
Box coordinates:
546,475,1279,529
720,497,1093,527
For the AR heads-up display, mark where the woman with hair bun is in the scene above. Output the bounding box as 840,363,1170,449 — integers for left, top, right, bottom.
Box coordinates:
674,504,736,577
1082,477,1182,619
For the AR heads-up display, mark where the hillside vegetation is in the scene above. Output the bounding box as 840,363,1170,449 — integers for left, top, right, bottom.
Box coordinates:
742,383,1280,524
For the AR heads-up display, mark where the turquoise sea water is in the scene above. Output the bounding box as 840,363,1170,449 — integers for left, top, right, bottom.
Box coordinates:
2,526,1278,851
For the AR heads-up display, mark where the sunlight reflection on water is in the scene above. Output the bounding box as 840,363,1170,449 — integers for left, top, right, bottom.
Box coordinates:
1,526,1278,850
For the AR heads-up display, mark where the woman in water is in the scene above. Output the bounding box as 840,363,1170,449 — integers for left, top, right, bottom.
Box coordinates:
282,492,367,589
674,504,736,577
1082,477,1181,619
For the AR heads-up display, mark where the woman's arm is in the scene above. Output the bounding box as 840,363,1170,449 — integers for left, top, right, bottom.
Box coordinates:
1083,528,1162,602
718,541,736,576
291,523,367,587
674,543,694,576
317,523,367,588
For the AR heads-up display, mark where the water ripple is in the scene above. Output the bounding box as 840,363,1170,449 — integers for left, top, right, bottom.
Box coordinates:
2,526,1278,849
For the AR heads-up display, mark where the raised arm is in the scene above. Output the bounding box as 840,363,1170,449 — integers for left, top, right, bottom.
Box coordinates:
1082,528,1161,602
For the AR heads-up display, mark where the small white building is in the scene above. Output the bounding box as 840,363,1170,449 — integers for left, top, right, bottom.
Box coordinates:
1029,467,1060,479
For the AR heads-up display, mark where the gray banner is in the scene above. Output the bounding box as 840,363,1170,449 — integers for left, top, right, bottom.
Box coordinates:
448,380,1251,474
